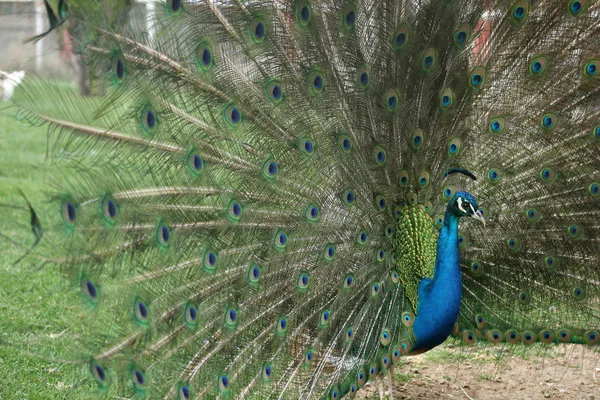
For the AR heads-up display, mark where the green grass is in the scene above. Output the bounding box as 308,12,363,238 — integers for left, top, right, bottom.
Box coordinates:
0,95,99,399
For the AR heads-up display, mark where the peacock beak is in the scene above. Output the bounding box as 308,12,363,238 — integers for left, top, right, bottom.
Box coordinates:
471,209,486,226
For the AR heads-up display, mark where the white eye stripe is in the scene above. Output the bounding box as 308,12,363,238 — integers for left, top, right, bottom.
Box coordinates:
457,197,467,213
469,203,476,215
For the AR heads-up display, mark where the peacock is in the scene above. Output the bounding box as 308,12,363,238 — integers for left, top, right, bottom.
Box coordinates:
3,0,600,398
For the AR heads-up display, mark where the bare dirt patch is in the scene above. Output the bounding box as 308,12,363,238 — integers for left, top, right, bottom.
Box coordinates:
356,343,599,399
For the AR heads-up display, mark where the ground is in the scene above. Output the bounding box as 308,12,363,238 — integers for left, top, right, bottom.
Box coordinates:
1,92,599,399
357,343,599,399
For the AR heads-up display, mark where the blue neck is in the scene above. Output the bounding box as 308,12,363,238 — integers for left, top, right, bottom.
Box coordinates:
412,209,462,351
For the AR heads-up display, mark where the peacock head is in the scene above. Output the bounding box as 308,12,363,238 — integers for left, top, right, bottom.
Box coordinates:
448,191,485,225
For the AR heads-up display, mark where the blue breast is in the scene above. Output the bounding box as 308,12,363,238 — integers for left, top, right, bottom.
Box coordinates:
412,210,463,351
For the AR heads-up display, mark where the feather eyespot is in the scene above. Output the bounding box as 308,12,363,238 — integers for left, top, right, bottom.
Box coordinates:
470,261,483,276
166,0,182,15
374,146,386,165
529,56,548,75
305,204,320,222
567,224,583,240
422,48,437,71
418,170,430,187
585,330,599,345
557,329,572,343
274,230,288,250
376,249,386,262
401,311,414,327
488,329,503,343
247,264,261,286
469,67,486,89
488,168,502,183
178,383,190,399
385,89,399,111
298,272,310,291
203,249,218,272
319,309,331,329
81,279,99,304
297,2,311,24
399,170,409,187
588,183,599,197
185,303,198,326
343,274,355,290
323,244,336,262
225,307,238,328
489,116,506,134
338,135,352,153
224,103,242,127
539,167,557,183
434,215,444,230
156,222,171,248
342,189,356,206
276,316,288,335
90,359,109,388
304,349,314,366
308,71,324,93
440,88,454,109
521,331,536,345
342,3,357,28
356,230,367,244
411,129,425,150
357,65,370,89
463,330,477,345
507,238,521,251
131,367,147,391
539,329,555,344
525,207,541,223
371,282,381,296
188,151,204,175
357,369,366,385
448,138,461,156
541,113,558,130
331,388,340,400
345,326,354,341
511,0,530,23
218,374,230,392
568,0,587,16
384,225,394,238
369,364,378,378
100,196,118,224
262,160,278,179
250,18,266,42
454,23,470,45
266,81,283,103
584,60,599,79
392,346,401,363
196,43,213,71
443,186,456,199
394,25,408,50
505,330,520,344
544,255,559,270
134,298,150,324
227,200,243,222
571,286,586,300
262,364,273,382
380,329,391,346
517,290,530,305
299,138,315,155
381,354,391,369
374,195,387,211
111,55,126,83
141,106,158,135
